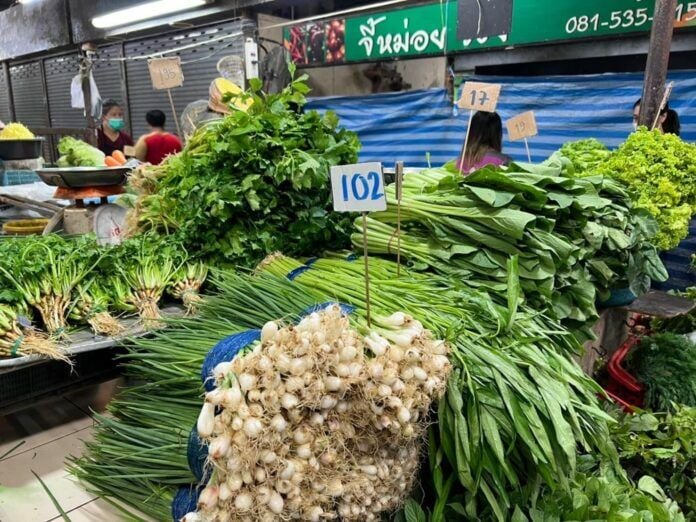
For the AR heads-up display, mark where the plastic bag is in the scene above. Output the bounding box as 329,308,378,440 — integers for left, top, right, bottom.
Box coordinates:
71,72,101,119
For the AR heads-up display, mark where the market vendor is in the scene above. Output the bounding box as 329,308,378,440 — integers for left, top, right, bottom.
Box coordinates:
457,111,511,174
632,99,681,135
97,99,133,156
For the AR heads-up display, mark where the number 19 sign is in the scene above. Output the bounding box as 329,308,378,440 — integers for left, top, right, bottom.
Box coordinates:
330,162,387,212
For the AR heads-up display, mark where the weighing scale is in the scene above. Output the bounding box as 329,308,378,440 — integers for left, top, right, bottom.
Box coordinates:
36,166,130,244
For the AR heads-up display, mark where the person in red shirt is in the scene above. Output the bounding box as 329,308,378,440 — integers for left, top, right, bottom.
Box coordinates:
97,100,133,156
135,110,183,165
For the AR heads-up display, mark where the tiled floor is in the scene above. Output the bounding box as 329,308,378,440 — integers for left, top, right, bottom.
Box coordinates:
0,379,144,522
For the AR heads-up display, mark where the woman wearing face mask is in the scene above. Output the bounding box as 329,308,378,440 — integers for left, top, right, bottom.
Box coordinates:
97,99,133,156
632,99,681,135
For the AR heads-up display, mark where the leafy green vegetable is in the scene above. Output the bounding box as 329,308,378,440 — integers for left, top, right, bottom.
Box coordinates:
56,137,105,167
612,405,696,518
128,74,359,266
353,162,666,335
626,333,696,411
594,129,696,250
554,138,613,176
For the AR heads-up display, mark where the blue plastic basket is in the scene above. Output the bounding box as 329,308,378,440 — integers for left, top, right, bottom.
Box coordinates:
0,170,40,186
598,287,637,308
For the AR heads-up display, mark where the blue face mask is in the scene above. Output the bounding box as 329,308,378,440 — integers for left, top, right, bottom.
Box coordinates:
108,118,125,131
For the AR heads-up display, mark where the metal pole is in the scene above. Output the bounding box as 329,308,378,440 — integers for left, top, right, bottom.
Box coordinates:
3,62,16,122
81,43,98,146
639,0,677,128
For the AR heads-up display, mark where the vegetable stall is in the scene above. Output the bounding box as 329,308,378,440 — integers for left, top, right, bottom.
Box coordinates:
1,74,695,522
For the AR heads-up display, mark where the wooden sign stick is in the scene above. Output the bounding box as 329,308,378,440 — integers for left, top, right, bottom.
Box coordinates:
524,137,532,163
167,89,183,138
651,82,673,131
362,211,372,327
458,109,474,174
395,161,404,278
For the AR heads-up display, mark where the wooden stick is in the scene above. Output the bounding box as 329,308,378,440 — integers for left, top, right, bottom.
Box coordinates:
651,81,673,131
167,89,183,138
362,211,372,327
458,109,474,174
395,161,404,278
524,137,532,163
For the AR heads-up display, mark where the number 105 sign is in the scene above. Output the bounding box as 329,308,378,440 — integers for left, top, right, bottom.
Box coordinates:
330,163,387,212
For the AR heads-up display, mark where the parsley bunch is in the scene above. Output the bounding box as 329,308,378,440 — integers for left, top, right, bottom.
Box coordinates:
130,72,360,266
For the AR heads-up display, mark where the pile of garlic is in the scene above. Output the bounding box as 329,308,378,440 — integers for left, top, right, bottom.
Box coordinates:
188,305,450,521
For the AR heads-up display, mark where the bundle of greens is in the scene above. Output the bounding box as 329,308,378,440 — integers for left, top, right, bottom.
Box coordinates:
652,287,696,334
167,261,208,315
626,333,696,411
56,136,105,167
127,71,359,266
107,234,185,327
0,304,66,360
555,138,613,176
353,164,665,333
522,456,684,522
69,280,123,337
594,129,696,250
0,235,102,335
612,406,696,517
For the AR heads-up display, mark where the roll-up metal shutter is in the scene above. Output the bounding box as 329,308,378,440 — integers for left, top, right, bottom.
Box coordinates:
10,62,51,159
10,62,48,129
125,18,253,140
0,66,11,123
44,54,84,129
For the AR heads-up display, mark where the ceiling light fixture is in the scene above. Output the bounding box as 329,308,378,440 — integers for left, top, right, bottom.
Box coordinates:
92,0,208,29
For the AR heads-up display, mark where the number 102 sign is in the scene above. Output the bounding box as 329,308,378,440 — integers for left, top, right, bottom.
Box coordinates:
330,162,387,212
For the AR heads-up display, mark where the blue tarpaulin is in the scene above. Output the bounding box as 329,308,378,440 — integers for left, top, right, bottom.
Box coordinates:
306,70,696,168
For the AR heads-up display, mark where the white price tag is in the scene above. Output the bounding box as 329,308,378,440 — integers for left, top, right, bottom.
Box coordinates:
331,162,386,212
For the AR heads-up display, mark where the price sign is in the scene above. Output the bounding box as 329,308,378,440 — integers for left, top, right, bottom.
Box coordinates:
123,145,136,157
458,81,502,112
148,57,184,90
330,162,386,212
506,111,538,141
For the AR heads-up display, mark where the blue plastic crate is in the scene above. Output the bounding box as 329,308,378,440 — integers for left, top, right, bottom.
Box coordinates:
0,170,40,186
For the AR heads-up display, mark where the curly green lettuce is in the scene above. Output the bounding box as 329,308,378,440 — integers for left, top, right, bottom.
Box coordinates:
595,129,696,250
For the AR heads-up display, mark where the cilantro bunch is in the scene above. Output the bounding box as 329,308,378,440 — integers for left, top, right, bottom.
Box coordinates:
595,129,696,250
131,72,360,266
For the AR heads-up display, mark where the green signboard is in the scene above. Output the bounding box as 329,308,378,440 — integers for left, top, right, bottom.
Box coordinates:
283,0,696,65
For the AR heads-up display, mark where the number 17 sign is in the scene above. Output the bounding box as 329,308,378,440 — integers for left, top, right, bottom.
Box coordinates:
330,162,387,212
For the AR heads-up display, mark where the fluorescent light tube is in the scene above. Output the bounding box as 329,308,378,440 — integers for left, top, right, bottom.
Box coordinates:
92,0,208,29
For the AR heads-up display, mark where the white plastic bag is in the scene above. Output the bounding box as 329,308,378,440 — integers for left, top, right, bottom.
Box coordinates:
71,72,101,118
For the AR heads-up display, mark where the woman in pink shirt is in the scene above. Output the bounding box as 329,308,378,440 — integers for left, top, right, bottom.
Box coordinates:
457,111,511,174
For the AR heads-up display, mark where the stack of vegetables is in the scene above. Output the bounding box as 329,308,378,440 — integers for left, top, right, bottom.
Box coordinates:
0,122,34,140
124,70,360,267
559,130,696,250
352,162,666,333
0,233,209,357
71,255,683,520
